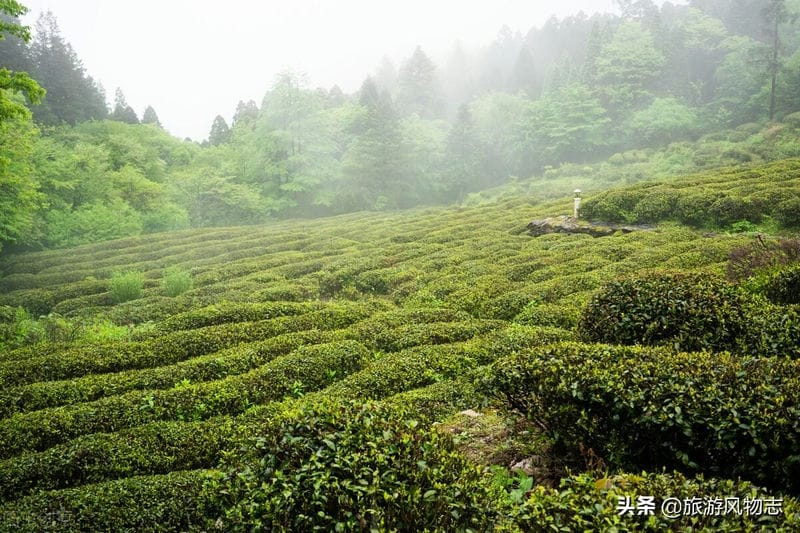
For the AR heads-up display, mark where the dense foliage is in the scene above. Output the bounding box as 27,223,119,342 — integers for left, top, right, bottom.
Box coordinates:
483,342,800,492
2,2,800,251
0,159,797,528
204,398,500,531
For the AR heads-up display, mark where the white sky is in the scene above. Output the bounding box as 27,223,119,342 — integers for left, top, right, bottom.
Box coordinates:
20,0,625,141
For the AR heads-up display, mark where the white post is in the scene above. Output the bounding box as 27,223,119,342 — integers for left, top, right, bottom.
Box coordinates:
573,189,582,218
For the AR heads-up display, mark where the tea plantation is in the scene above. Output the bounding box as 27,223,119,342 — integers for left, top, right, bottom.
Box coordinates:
1,160,800,531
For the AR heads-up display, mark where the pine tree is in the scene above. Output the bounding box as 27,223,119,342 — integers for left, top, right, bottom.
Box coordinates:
0,12,31,72
29,11,106,125
342,77,406,209
111,88,138,124
396,46,444,119
763,0,796,120
141,105,161,127
443,104,488,200
508,46,540,97
208,115,231,145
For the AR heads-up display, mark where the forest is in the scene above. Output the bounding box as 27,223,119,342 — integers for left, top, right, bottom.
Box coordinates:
1,0,800,252
2,0,800,531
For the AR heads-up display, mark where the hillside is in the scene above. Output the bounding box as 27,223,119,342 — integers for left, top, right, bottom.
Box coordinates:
0,160,800,530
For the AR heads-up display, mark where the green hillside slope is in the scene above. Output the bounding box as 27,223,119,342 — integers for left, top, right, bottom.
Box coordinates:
0,160,799,531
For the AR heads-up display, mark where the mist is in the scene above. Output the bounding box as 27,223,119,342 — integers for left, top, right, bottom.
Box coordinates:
19,0,635,140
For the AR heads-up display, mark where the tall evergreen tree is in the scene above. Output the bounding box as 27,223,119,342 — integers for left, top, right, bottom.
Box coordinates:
28,11,106,125
342,77,406,209
507,46,540,97
396,46,444,119
208,115,231,145
374,56,398,96
0,12,30,73
111,88,138,124
763,0,796,119
141,105,161,127
443,104,488,200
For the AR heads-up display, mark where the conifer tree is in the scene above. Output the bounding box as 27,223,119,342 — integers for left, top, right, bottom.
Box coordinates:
141,105,161,127
29,11,106,124
508,46,540,97
396,46,444,118
208,115,231,145
111,88,139,124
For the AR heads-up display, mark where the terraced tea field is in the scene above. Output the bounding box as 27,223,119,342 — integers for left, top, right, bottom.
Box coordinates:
1,161,800,530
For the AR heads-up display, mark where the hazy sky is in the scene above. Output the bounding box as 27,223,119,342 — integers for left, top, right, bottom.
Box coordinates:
20,0,627,141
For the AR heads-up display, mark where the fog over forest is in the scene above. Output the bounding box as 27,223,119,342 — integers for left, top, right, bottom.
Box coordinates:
1,0,798,250
20,0,631,141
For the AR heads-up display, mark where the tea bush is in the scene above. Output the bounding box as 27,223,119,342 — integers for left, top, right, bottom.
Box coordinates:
761,264,800,305
578,271,752,353
512,471,800,531
323,344,476,400
0,341,370,457
0,470,210,531
383,379,480,421
155,301,321,333
515,301,580,329
0,330,335,417
482,342,800,492
0,418,232,500
346,319,504,352
203,398,499,532
0,305,368,387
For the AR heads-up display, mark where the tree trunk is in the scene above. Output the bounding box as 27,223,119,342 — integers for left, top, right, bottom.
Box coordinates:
770,15,780,121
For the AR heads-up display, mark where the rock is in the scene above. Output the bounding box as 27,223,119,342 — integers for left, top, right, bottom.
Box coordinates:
458,409,482,418
526,215,649,238
510,457,540,476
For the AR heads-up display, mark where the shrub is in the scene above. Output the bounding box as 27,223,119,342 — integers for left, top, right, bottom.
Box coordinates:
673,191,715,227
0,304,368,388
513,471,800,531
581,189,640,223
727,236,800,282
737,302,800,358
761,265,800,305
0,418,232,500
0,470,210,531
110,271,144,304
463,324,576,364
0,330,334,417
323,344,476,400
162,266,192,297
482,342,800,492
202,398,499,531
776,196,800,228
383,379,480,421
0,340,370,457
0,307,45,350
156,301,320,333
346,319,503,352
631,188,679,223
515,301,580,330
709,195,761,227
578,271,752,353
